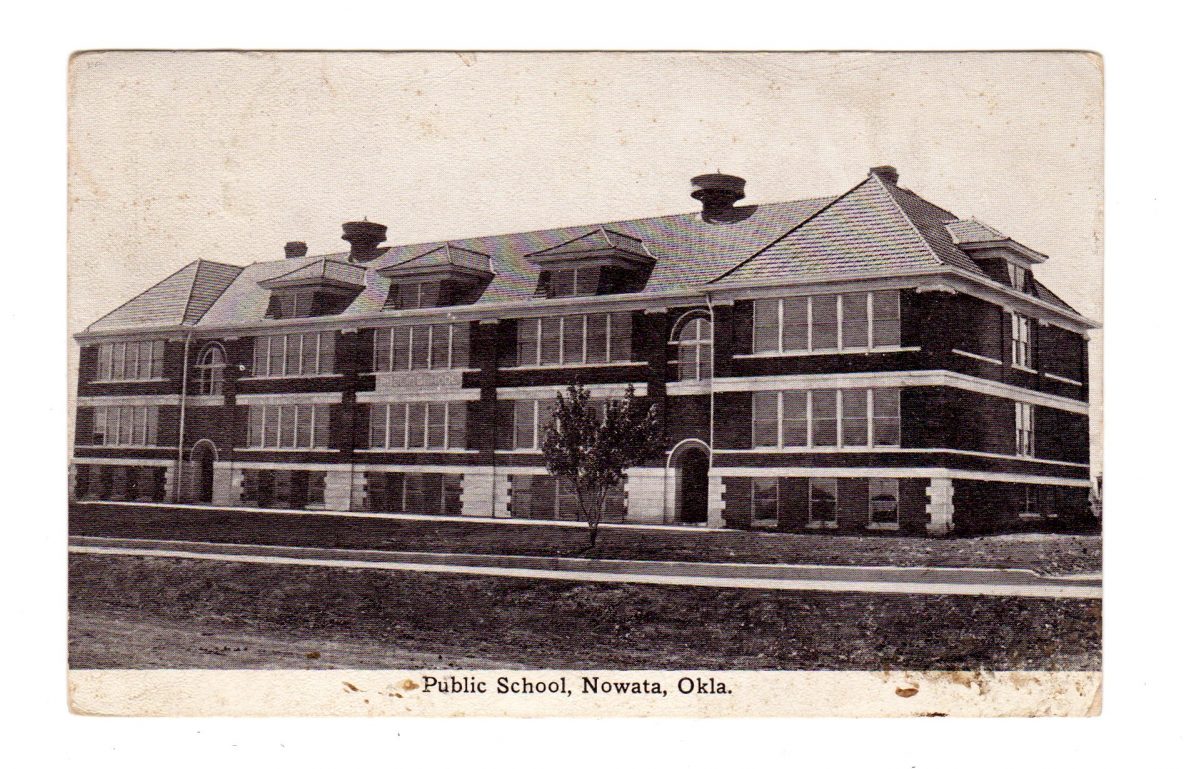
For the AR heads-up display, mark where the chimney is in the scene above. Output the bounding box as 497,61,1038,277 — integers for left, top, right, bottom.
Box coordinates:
284,241,308,259
870,165,899,185
691,173,746,223
341,220,388,262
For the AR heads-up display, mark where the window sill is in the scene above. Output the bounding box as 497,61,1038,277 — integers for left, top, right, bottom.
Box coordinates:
495,449,544,456
1018,513,1043,520
369,367,479,375
666,380,713,395
356,448,476,454
236,447,336,453
745,445,902,453
951,349,1003,365
506,361,645,371
867,522,900,531
83,444,162,450
1044,373,1083,386
806,521,839,529
1011,364,1039,375
736,346,920,359
186,395,225,406
89,378,170,385
239,374,341,381
751,519,779,529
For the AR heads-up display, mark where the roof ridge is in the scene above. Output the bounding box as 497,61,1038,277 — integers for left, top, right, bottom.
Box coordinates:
87,260,201,332
184,260,246,325
180,259,207,326
709,179,870,284
240,196,837,268
871,174,948,268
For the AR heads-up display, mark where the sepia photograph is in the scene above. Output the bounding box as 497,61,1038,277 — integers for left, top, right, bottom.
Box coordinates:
66,50,1102,717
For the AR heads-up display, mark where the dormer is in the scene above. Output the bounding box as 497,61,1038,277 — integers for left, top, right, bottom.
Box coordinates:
946,218,1047,294
258,258,366,319
377,243,494,310
525,227,655,298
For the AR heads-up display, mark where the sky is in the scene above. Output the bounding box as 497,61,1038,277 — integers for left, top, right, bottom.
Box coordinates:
67,51,1103,471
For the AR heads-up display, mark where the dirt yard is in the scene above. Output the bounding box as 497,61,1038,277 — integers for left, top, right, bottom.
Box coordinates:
69,552,1101,671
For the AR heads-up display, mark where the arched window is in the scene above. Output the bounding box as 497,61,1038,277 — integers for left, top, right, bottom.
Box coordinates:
676,315,713,381
195,344,226,396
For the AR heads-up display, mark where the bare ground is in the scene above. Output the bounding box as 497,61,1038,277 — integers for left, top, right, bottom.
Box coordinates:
69,553,1101,671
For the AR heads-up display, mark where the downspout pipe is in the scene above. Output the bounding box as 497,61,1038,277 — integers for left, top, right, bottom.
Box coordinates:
175,332,192,501
704,294,716,468
705,293,717,527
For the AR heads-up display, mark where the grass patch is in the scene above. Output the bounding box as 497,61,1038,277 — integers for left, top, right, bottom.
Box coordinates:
71,503,1101,575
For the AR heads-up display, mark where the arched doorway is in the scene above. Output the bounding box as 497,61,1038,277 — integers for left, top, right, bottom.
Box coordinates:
671,441,710,524
191,440,217,503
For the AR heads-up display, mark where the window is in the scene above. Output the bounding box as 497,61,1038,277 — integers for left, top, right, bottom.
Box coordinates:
751,388,901,449
366,472,462,515
252,332,335,377
841,292,869,350
245,404,331,449
508,397,611,451
676,316,713,381
808,478,839,526
92,405,158,446
515,313,632,367
1017,484,1039,518
869,478,899,527
841,389,869,447
1015,402,1035,457
195,344,226,395
752,292,900,354
96,340,164,382
1011,313,1033,369
752,478,779,527
872,291,902,347
872,389,901,446
812,295,839,350
752,392,780,447
373,323,470,372
1007,263,1028,291
781,391,809,447
269,290,316,319
550,267,600,298
811,390,838,447
513,400,540,450
398,282,440,310
369,402,466,450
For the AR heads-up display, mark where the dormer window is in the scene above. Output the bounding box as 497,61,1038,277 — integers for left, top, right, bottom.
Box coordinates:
378,243,493,310
945,218,1046,294
393,281,440,310
526,227,655,298
271,291,315,319
258,258,366,319
549,267,601,298
1007,263,1028,292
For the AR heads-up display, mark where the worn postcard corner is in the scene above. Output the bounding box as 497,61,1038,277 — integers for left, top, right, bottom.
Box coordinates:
67,50,1102,718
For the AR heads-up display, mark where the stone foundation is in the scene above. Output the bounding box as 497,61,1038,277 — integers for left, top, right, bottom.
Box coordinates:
925,477,956,536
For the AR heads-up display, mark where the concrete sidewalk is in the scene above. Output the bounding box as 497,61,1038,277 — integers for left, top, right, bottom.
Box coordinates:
69,535,1102,600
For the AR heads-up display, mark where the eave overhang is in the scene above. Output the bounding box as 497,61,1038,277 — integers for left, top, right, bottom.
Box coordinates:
73,265,1098,343
257,258,367,292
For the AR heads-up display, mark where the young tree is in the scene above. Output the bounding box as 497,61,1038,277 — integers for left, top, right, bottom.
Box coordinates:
540,383,664,552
